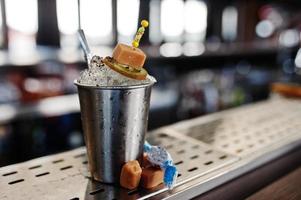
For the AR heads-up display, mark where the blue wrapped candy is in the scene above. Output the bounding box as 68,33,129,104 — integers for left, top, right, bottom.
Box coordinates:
144,141,178,189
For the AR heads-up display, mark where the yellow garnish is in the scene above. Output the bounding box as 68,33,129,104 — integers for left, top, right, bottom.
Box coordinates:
132,20,149,48
141,20,149,28
132,41,139,48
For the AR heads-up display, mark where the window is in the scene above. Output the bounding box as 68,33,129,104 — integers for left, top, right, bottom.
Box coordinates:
117,0,140,43
161,0,184,42
5,0,38,53
184,0,207,42
80,0,113,45
6,0,38,34
57,0,79,49
149,0,162,45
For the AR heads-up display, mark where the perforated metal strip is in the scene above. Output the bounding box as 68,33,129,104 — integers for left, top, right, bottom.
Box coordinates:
0,131,238,200
171,96,301,157
1,96,301,200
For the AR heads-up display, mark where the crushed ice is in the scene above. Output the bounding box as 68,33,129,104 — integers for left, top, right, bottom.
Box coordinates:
77,56,156,87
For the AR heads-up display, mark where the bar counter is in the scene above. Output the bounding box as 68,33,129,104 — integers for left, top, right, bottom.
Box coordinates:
1,96,301,200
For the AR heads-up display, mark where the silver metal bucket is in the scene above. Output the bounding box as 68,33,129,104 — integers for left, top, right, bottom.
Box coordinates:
74,80,154,183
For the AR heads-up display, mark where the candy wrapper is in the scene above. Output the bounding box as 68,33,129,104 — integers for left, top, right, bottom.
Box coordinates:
144,141,178,189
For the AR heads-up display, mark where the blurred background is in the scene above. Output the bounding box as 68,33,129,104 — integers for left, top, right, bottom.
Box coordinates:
0,0,300,167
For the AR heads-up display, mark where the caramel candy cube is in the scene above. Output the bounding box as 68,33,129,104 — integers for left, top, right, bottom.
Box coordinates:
112,43,146,69
120,160,142,190
142,153,152,168
140,167,164,189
